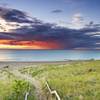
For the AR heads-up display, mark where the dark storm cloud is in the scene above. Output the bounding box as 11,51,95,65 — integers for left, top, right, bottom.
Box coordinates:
0,7,100,49
1,25,100,49
0,7,33,23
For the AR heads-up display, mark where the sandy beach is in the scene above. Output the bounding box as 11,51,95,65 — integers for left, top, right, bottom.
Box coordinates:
0,60,97,69
0,61,71,69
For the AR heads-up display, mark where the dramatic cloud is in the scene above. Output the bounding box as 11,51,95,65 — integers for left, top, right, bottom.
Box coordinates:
0,7,100,49
0,7,33,23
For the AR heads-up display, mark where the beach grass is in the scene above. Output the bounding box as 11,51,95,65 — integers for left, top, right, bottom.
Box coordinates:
20,60,100,100
0,68,36,100
0,60,100,100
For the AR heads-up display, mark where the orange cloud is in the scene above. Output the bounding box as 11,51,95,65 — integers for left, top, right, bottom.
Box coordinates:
0,39,62,49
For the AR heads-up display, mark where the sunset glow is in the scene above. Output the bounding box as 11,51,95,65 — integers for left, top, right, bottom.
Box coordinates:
0,40,61,49
0,0,100,50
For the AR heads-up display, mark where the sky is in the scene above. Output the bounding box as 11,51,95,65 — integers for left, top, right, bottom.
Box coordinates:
0,0,100,49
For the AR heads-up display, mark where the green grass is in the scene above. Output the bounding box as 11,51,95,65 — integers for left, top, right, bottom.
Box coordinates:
0,60,100,100
20,60,100,100
0,69,36,100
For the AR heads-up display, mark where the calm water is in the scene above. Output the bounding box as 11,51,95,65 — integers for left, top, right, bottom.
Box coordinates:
0,50,100,61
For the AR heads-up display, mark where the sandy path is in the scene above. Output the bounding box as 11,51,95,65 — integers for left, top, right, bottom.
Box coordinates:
10,70,46,100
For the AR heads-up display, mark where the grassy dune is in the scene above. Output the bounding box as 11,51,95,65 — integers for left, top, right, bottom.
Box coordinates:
0,60,100,100
0,69,36,100
20,60,100,100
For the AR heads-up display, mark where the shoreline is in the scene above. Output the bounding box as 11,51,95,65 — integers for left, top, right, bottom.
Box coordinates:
0,61,70,69
0,60,99,69
0,59,99,63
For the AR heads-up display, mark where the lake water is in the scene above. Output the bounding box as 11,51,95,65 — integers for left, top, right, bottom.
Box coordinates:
0,50,100,61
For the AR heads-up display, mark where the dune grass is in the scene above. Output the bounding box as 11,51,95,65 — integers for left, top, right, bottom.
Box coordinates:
20,60,100,100
0,68,36,100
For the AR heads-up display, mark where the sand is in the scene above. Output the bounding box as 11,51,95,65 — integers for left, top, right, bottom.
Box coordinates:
0,61,70,69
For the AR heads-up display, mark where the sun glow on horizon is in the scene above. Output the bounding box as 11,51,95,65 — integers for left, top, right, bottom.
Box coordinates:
0,39,61,49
